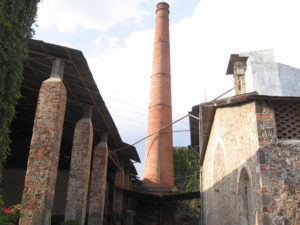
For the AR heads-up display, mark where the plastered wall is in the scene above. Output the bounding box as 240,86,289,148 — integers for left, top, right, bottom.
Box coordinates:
202,102,263,225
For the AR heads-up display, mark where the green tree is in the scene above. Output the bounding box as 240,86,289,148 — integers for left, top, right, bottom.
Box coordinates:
0,0,39,164
174,146,200,224
0,0,40,190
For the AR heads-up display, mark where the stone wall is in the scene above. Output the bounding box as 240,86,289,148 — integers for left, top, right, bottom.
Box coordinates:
202,101,263,225
259,143,300,225
202,99,300,225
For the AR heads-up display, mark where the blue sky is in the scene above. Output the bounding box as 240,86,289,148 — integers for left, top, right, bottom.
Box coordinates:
34,0,300,177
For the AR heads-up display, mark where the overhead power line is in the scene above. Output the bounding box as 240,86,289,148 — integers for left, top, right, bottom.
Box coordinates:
100,85,148,104
114,114,191,152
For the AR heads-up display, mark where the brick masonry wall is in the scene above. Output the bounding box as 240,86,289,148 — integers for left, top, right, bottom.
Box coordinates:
88,140,108,225
259,143,300,225
256,100,277,145
65,117,93,225
202,101,263,225
19,78,66,225
144,2,174,188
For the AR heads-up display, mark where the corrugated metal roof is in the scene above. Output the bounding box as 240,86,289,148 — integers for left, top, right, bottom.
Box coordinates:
9,39,139,175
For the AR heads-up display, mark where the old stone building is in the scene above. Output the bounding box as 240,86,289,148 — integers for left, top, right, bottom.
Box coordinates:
3,39,140,225
189,50,300,225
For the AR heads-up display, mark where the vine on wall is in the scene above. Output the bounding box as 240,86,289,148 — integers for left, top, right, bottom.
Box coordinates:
0,0,39,163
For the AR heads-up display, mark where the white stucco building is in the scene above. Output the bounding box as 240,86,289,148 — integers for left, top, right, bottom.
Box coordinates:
227,49,300,96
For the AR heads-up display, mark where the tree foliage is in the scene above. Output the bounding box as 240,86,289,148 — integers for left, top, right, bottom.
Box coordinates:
173,146,200,224
0,0,39,163
174,146,199,192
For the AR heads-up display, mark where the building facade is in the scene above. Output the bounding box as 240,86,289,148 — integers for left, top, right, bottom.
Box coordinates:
190,50,300,225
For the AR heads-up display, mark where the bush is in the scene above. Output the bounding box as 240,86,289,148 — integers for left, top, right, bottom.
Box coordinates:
0,194,22,225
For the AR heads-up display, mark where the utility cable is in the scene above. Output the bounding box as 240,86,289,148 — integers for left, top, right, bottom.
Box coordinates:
113,114,190,152
99,85,148,104
212,87,234,102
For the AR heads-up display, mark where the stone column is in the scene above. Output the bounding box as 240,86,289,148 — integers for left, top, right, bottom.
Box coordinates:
112,167,125,224
19,58,66,225
88,132,109,225
64,107,93,225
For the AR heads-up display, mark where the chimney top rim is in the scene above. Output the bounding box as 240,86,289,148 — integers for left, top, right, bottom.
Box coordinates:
156,2,170,10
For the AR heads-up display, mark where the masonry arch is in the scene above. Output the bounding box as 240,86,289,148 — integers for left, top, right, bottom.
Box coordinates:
237,168,254,225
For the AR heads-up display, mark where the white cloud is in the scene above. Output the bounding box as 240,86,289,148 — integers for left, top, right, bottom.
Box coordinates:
36,0,149,32
87,0,300,154
109,36,119,47
87,29,153,135
170,0,300,116
93,37,102,49
37,0,300,177
61,42,72,48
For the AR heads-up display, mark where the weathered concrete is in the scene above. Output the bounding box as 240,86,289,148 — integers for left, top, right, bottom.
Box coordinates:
88,132,109,225
239,49,300,96
65,107,93,225
144,2,174,188
19,58,66,225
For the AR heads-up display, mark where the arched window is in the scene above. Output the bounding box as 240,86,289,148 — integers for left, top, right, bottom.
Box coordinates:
238,169,253,225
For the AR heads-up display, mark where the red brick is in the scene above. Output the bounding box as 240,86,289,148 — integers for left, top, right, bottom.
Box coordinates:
144,2,174,188
65,118,93,225
261,187,271,193
19,77,66,225
88,135,108,225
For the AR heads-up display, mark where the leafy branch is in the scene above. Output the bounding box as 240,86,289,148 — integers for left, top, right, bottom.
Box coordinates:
0,0,40,163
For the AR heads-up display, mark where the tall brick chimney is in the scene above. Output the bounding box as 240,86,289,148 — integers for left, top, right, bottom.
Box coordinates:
143,2,174,187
